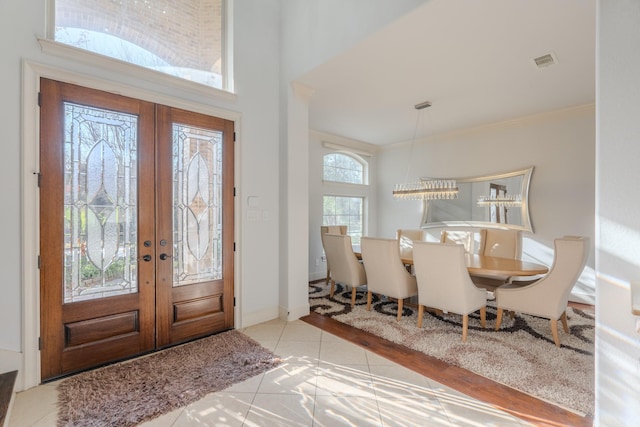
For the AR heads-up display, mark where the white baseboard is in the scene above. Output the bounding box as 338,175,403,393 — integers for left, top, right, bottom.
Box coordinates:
240,306,280,329
285,302,310,321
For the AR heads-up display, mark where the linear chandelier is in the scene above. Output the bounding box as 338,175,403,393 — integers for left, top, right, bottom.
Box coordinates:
392,101,459,201
477,194,522,207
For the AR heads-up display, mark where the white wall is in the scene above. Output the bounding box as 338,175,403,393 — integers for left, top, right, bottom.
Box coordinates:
280,0,428,82
375,105,596,302
596,1,640,424
0,0,283,389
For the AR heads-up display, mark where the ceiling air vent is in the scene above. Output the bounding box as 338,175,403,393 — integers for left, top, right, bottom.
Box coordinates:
533,53,558,69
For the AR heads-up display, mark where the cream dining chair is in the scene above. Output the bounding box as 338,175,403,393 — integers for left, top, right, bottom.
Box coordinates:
320,225,348,286
361,237,418,321
396,229,427,261
474,228,523,288
478,228,522,259
440,230,475,254
413,242,487,342
322,233,367,307
494,236,589,347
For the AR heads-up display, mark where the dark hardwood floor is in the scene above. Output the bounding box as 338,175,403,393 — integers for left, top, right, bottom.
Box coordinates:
0,370,17,426
302,294,593,427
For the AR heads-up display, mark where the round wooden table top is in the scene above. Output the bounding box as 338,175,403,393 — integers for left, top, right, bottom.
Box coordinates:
464,254,549,277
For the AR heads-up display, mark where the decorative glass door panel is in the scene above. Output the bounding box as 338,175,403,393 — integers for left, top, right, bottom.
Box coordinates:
63,103,138,303
155,105,234,347
173,124,223,287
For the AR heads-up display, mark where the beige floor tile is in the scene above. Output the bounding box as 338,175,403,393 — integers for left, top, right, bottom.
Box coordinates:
436,392,528,427
139,407,183,426
243,393,315,427
377,397,452,427
25,410,58,427
257,363,318,395
315,363,375,398
364,350,397,366
274,340,321,364
9,383,58,427
320,331,349,342
312,395,382,427
318,340,368,365
223,372,264,393
280,323,323,342
242,323,286,342
172,391,254,427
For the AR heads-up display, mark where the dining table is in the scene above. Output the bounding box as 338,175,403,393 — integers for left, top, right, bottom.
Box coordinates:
354,249,549,278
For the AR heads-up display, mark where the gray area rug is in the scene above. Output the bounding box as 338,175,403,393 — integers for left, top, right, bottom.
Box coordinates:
310,282,594,417
57,330,281,426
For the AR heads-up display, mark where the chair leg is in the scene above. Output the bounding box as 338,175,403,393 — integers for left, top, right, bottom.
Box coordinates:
550,318,561,347
350,287,357,307
417,305,424,328
462,314,469,342
397,298,403,321
495,307,504,330
366,291,372,311
509,310,515,319
326,268,331,286
560,311,569,333
479,306,486,328
329,280,335,298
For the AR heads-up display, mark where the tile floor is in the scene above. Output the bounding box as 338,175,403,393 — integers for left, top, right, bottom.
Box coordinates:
9,319,533,426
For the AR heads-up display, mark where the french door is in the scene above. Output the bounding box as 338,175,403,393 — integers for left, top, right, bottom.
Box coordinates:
39,79,234,381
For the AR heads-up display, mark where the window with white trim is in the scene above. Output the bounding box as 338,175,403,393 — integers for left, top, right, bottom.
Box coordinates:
53,0,229,90
322,152,368,245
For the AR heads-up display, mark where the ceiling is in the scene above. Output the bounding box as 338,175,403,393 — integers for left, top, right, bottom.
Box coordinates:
297,0,595,146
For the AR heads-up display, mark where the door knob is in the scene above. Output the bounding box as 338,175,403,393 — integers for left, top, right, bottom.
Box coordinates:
159,253,171,261
141,254,152,262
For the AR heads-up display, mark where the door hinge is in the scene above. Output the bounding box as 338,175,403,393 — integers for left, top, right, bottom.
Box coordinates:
34,172,41,187
233,187,236,197
233,297,236,307
233,132,236,142
37,92,42,107
38,337,42,350
37,255,41,269
233,242,236,252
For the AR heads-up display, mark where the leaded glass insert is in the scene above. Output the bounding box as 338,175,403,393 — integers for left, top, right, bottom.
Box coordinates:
63,102,138,303
173,124,223,286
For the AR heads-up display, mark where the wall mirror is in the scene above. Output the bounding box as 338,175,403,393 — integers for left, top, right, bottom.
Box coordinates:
421,166,534,232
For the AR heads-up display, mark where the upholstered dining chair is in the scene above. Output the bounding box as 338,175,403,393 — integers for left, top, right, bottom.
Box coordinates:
494,236,589,347
396,229,427,261
361,237,418,321
440,230,475,254
321,225,348,285
412,242,487,342
322,233,367,307
478,228,522,259
474,228,523,287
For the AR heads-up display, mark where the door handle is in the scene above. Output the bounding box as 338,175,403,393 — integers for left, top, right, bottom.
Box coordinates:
159,253,171,261
141,254,152,262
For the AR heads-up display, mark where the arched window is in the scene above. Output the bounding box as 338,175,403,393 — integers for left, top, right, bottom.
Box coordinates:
322,152,368,245
323,153,366,184
52,0,229,90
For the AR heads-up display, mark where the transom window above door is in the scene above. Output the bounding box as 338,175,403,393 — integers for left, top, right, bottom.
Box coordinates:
52,0,230,90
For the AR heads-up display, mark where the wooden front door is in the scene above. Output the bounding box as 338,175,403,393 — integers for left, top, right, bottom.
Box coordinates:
39,79,234,381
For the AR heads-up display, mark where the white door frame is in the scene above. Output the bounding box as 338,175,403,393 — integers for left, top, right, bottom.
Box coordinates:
21,60,243,390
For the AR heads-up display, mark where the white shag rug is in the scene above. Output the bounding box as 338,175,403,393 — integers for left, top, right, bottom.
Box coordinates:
309,282,594,417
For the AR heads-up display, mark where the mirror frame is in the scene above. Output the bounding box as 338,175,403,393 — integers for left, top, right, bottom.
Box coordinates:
420,166,534,232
